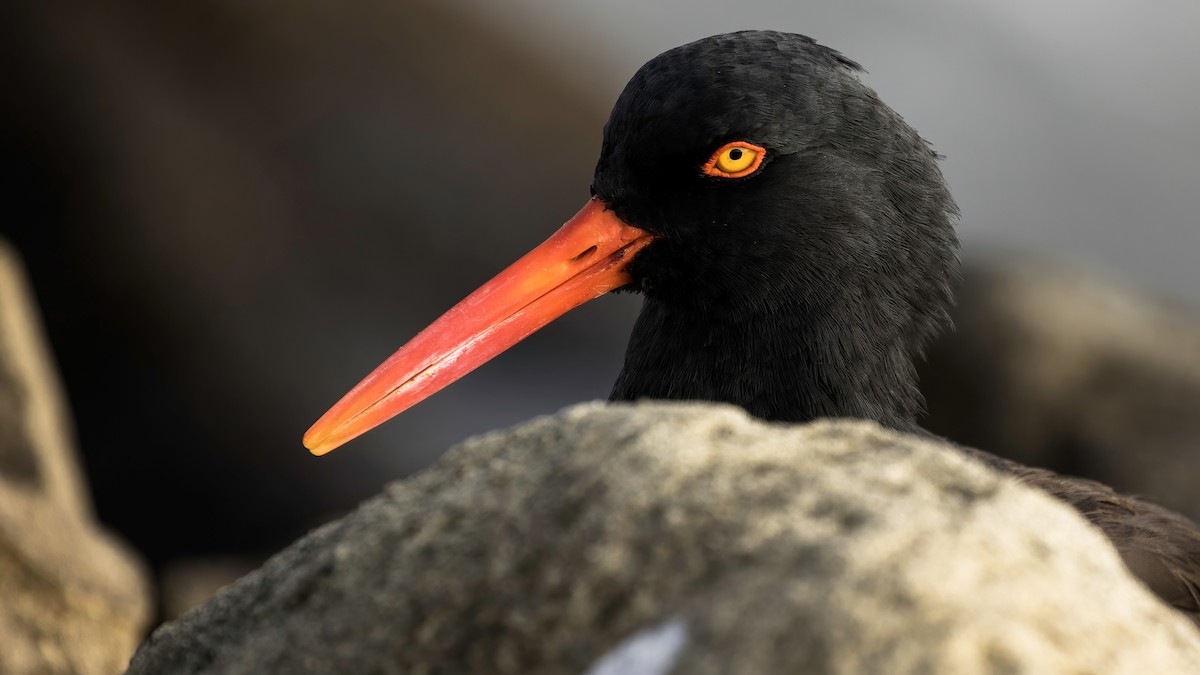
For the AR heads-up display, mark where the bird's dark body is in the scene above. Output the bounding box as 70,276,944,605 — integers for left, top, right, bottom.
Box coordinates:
596,31,1200,627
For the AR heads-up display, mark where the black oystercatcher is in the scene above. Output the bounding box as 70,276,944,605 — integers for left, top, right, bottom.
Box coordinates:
304,31,1199,626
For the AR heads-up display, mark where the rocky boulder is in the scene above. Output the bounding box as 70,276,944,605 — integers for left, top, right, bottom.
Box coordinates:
128,403,1200,674
0,241,152,675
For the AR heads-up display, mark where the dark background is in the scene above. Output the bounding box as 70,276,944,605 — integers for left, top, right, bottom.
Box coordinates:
2,0,1197,586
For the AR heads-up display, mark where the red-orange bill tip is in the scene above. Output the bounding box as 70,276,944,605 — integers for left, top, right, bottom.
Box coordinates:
302,198,653,456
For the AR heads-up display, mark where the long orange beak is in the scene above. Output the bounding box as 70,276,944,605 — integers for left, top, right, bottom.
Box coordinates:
303,198,654,456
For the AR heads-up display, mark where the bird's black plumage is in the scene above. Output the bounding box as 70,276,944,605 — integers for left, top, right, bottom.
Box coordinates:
597,32,957,433
594,31,1199,626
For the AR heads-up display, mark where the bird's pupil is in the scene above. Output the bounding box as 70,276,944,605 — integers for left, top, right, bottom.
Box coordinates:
728,148,743,161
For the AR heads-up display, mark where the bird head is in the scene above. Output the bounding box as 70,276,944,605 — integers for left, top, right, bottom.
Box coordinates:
303,31,958,455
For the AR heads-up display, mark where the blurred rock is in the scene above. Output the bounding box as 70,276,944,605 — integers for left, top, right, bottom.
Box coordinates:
159,556,259,621
922,258,1200,522
128,403,1200,674
0,241,152,675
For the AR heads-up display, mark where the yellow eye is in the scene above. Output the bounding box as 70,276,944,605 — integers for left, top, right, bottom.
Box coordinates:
701,141,766,178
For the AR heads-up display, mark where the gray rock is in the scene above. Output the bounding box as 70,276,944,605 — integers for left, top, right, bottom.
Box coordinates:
0,241,152,675
922,257,1200,522
128,403,1200,674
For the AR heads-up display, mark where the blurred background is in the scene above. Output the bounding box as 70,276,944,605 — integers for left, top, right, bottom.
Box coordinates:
2,0,1198,623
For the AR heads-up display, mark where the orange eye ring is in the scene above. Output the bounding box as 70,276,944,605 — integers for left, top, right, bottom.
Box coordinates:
701,141,767,178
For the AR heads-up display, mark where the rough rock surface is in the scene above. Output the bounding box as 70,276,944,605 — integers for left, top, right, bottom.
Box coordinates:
922,258,1200,522
0,241,152,675
129,403,1200,674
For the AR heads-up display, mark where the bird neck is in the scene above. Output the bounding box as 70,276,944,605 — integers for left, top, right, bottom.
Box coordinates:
609,298,925,432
